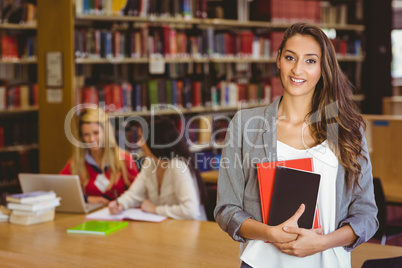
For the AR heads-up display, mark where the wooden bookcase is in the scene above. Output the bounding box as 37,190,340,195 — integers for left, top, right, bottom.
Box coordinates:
37,0,368,173
0,18,38,199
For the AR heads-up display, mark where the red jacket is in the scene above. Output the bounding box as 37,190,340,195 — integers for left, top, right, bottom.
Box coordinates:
60,152,138,200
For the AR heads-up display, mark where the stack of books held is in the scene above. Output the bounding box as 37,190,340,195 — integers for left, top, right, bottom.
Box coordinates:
6,191,61,225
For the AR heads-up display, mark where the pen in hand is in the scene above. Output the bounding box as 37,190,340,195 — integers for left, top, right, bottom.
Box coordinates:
109,189,122,215
113,189,119,205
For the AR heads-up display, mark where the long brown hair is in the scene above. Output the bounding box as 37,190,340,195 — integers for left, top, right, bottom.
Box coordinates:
278,22,366,189
70,108,131,191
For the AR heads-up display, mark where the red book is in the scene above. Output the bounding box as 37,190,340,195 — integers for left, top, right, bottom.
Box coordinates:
112,84,123,111
192,81,201,107
176,80,183,108
32,84,39,107
81,86,99,106
102,84,114,111
256,157,321,229
240,31,254,56
0,126,4,148
162,26,171,57
13,86,21,108
112,31,120,58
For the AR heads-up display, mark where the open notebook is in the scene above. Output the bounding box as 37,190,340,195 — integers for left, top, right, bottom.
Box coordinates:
86,207,167,222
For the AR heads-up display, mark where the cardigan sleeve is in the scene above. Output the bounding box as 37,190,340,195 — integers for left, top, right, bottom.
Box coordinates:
339,133,379,251
214,111,253,242
155,159,201,220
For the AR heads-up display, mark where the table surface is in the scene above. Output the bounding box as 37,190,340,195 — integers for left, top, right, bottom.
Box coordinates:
1,214,401,267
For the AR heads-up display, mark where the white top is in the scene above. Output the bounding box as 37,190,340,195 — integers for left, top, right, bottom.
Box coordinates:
240,140,350,268
117,157,207,221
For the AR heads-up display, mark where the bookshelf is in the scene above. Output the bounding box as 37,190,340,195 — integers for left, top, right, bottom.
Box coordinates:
0,2,38,201
37,0,368,174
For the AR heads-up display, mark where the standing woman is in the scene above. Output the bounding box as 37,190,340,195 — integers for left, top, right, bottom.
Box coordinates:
109,118,208,221
60,108,138,205
214,22,378,268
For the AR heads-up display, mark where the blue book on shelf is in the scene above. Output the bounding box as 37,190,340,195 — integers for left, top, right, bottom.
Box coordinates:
67,221,128,235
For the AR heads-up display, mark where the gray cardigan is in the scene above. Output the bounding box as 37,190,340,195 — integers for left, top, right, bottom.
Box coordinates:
214,98,378,252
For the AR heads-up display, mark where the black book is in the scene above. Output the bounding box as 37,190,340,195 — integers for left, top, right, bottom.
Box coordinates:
268,166,321,229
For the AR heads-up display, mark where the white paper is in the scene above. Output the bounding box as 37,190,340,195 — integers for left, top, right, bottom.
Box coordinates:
86,207,167,222
46,89,63,103
46,51,63,88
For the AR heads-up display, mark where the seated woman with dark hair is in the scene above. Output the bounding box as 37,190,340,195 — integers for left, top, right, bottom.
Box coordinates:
109,118,208,221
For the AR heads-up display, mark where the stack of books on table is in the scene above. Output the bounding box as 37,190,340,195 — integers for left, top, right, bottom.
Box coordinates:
6,191,61,225
0,205,10,222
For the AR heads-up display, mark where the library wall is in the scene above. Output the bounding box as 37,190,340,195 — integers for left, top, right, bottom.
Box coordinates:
67,0,368,175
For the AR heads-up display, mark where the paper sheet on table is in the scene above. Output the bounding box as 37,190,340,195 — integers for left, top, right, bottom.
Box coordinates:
86,207,167,222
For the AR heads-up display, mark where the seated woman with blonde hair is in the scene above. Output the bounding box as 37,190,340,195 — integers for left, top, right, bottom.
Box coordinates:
60,108,138,205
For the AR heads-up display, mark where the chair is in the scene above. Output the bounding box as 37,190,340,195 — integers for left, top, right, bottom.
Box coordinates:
373,178,402,245
205,185,217,222
361,256,402,268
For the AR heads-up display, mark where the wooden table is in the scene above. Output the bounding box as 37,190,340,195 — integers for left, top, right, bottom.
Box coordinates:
352,242,402,268
1,214,401,267
0,214,239,267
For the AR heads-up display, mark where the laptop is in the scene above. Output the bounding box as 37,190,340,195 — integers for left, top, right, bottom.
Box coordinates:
18,173,104,214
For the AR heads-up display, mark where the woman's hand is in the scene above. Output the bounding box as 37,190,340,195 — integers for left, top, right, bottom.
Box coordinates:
87,195,109,205
273,226,325,257
141,199,157,214
108,200,124,215
269,204,306,243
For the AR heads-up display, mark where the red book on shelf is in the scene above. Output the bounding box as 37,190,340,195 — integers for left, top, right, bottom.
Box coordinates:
81,86,99,105
13,86,21,108
240,31,253,56
0,126,4,148
102,84,114,111
176,80,183,108
162,26,170,57
256,157,321,229
32,84,39,107
192,81,202,107
112,84,123,111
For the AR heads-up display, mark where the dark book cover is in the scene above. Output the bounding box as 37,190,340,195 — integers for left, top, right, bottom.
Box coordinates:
268,166,321,229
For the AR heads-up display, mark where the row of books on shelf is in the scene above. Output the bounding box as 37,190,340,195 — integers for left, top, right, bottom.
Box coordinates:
0,150,38,187
0,160,19,186
119,115,229,153
3,191,59,225
0,34,37,60
0,65,36,83
0,120,38,148
76,0,208,19
269,0,357,25
75,0,361,26
74,27,271,60
77,78,277,113
74,26,363,61
0,0,36,25
0,83,38,110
